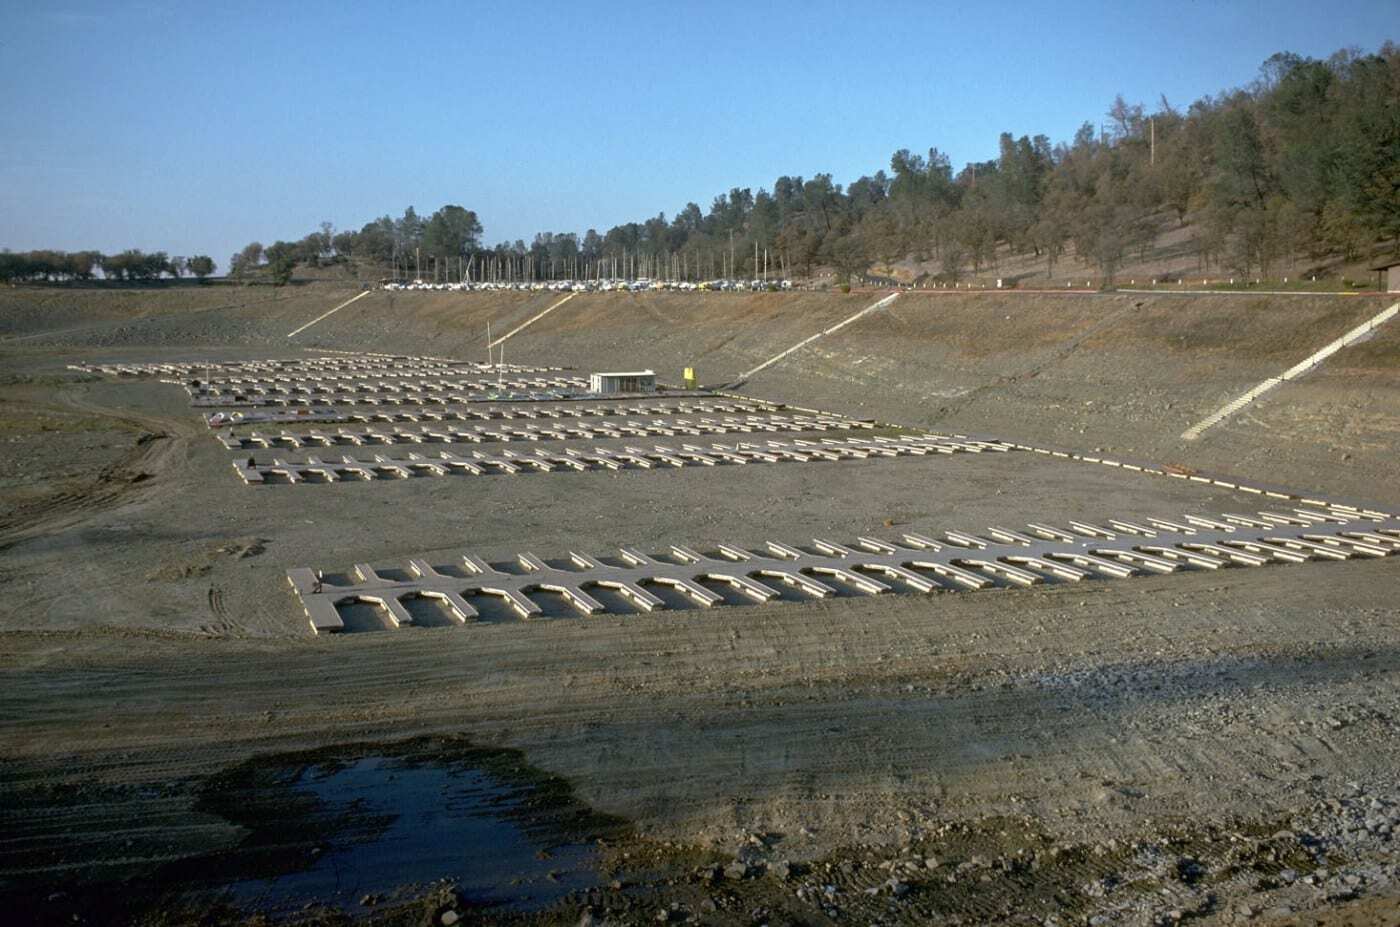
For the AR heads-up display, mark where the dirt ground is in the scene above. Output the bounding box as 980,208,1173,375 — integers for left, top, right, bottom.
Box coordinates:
2,283,1398,926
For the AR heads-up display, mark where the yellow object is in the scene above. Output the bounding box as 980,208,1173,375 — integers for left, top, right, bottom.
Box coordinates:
683,367,697,389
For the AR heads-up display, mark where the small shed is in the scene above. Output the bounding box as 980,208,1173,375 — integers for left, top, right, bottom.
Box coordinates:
590,370,656,394
1371,259,1400,293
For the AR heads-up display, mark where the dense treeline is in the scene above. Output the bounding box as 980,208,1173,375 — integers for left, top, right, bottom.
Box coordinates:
11,46,1393,287
0,249,215,283
246,44,1394,285
227,205,484,284
550,43,1397,283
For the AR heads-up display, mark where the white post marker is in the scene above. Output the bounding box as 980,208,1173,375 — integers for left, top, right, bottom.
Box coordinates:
1182,301,1399,440
286,290,371,338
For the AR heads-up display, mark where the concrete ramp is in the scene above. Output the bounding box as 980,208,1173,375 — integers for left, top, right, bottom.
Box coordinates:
488,292,577,347
733,291,900,384
287,290,372,338
1182,301,1399,440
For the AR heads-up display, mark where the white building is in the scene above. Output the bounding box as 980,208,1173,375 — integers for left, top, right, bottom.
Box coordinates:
589,370,656,393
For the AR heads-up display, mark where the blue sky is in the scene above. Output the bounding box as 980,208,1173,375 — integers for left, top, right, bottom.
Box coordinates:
0,0,1394,271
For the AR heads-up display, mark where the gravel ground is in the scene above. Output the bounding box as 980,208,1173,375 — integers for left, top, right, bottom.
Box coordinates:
1,284,1398,926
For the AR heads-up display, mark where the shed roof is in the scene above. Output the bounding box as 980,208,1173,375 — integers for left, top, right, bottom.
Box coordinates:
1369,258,1400,271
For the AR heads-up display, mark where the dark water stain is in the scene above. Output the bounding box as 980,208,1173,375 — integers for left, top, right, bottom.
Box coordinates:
166,737,628,918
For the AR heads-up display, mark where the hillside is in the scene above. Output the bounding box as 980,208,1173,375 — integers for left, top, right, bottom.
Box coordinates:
872,217,1398,290
7,283,1395,503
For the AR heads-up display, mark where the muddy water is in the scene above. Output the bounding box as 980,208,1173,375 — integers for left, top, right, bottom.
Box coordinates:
189,739,625,916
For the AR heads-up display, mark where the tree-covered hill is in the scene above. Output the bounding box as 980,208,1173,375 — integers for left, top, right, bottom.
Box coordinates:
6,44,1395,287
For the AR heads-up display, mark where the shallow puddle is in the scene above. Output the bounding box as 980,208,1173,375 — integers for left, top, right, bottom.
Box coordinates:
184,739,625,916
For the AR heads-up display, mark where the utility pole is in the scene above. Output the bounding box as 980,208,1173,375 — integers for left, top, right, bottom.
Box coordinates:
1150,116,1156,166
729,230,734,281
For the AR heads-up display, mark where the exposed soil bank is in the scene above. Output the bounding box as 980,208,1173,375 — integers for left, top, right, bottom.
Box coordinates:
14,284,1391,501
